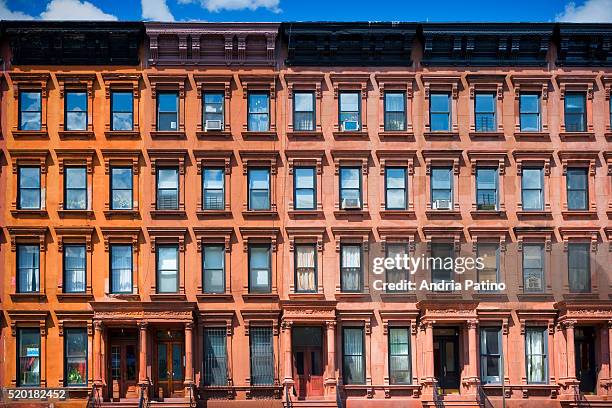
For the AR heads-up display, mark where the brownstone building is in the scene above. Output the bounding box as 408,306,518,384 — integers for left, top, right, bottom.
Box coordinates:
1,21,612,408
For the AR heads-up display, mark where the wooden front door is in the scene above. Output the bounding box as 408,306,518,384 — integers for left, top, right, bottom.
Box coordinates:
156,331,185,399
433,328,460,393
109,336,139,399
292,327,324,399
575,327,597,394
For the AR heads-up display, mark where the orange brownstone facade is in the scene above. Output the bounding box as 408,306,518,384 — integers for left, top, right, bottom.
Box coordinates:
0,21,612,408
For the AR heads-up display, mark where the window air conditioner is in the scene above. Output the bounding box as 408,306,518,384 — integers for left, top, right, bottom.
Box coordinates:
342,120,359,132
433,199,451,210
342,198,361,209
205,120,223,131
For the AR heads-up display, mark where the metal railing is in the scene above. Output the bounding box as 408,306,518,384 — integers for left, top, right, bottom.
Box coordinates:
284,383,292,408
187,383,197,408
336,383,344,408
432,381,444,408
476,385,494,408
86,384,102,408
574,386,592,408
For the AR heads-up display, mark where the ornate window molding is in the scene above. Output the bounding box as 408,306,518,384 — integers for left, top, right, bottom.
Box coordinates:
101,73,141,138
556,74,596,137
101,149,141,218
194,227,233,298
510,74,551,136
604,75,612,139
55,227,95,299
375,73,415,137
422,226,463,253
379,310,419,388
285,149,325,215
514,227,554,294
331,149,370,216
239,150,279,217
239,74,277,137
7,226,48,300
285,226,326,296
558,227,600,294
337,310,374,389
422,149,462,216
557,150,599,217
516,310,556,387
466,74,506,137
198,310,236,390
7,310,49,387
377,227,417,253
467,150,508,215
55,310,94,386
9,72,50,138
100,227,141,298
147,227,188,300
467,227,509,291
9,149,49,216
283,73,324,137
194,74,233,137
55,149,95,217
56,73,96,139
147,149,188,217
422,74,461,137
239,309,280,391
331,226,371,295
194,150,233,216
606,152,612,218
512,150,554,217
239,227,280,299
330,73,370,137
376,150,416,216
147,74,187,138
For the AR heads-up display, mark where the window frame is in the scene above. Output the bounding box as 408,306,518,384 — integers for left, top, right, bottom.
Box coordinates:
63,166,88,211
340,243,363,293
475,167,498,211
110,166,134,211
248,243,272,294
293,166,316,211
247,167,271,211
383,91,407,132
566,167,589,211
563,91,587,133
338,90,362,131
428,92,451,132
156,244,179,294
521,167,544,212
339,166,363,210
155,166,180,211
474,92,497,133
476,243,500,286
293,91,316,132
16,243,40,294
110,90,134,131
567,242,591,294
202,91,225,131
480,327,502,384
342,327,366,385
525,327,548,384
202,244,226,294
388,327,411,385
62,243,87,294
18,90,43,132
64,90,88,132
156,90,180,132
247,91,271,132
17,165,41,210
384,166,407,210
202,167,226,211
522,243,545,293
430,166,453,210
109,243,133,295
64,328,88,387
519,92,541,132
294,243,317,293
17,328,41,386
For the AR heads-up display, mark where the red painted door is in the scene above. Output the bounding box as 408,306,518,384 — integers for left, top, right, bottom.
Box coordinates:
293,347,324,399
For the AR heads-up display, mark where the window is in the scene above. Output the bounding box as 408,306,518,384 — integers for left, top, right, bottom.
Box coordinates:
567,168,588,211
110,244,132,294
202,168,225,210
203,245,225,294
65,328,87,386
64,166,87,210
157,92,179,131
525,327,547,384
157,245,179,293
250,327,274,385
431,167,452,210
294,167,315,210
295,244,316,293
476,167,498,210
19,91,42,131
110,167,133,210
523,244,544,292
477,244,499,285
248,168,270,211
247,92,270,132
339,91,360,131
480,327,502,384
17,244,40,293
389,327,411,384
204,328,227,386
248,244,271,293
565,92,586,132
294,91,315,131
65,91,87,131
18,166,41,210
431,243,453,283
475,93,496,132
342,327,365,384
111,91,133,131
568,243,590,293
385,167,407,210
520,93,540,132
203,92,224,130
521,168,543,211
430,93,450,132
384,92,406,131
156,167,179,210
340,167,361,209
18,328,40,386
386,243,408,291
341,244,362,292
64,244,86,293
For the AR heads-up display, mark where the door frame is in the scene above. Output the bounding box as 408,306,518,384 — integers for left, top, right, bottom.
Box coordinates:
433,327,461,392
292,326,324,399
107,331,139,401
154,330,185,399
574,326,597,394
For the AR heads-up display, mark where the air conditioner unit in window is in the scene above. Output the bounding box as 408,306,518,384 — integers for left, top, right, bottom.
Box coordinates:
432,199,451,210
205,120,223,131
342,120,359,132
342,198,361,209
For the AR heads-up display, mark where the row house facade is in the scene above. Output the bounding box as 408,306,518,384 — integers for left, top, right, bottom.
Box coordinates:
0,21,612,408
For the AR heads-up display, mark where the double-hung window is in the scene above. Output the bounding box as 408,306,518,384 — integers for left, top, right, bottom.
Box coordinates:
521,168,543,211
565,92,586,132
385,167,407,210
19,91,42,131
18,328,41,386
339,91,360,131
430,93,451,132
64,328,87,386
293,91,315,131
111,91,133,131
384,92,406,131
250,327,274,385
385,243,408,291
431,243,453,283
202,168,225,210
110,167,133,210
18,166,41,210
389,327,411,384
477,243,499,285
568,243,590,293
523,244,544,292
519,93,540,132
248,168,270,211
295,244,316,293
343,327,365,385
294,167,315,210
480,327,502,384
525,328,548,384
110,244,132,294
431,167,452,210
567,167,588,211
157,92,179,131
475,92,496,132
157,245,179,293
340,244,362,292
476,167,498,211
17,244,40,293
340,167,361,209
203,92,224,130
156,167,179,210
65,91,87,131
64,166,87,210
204,327,227,386
247,92,270,131
248,244,271,293
64,244,86,293
203,244,225,294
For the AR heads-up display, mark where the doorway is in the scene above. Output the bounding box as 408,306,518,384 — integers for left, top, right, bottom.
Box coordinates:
155,330,185,399
575,327,597,394
433,327,460,392
292,326,324,399
108,329,139,400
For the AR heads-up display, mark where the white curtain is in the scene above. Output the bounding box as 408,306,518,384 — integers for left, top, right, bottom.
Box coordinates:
296,246,315,291
342,246,361,291
526,329,545,383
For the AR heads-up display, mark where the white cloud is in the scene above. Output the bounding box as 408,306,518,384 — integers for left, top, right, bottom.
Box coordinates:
40,0,117,20
141,0,175,21
0,0,34,19
556,0,612,22
178,0,281,13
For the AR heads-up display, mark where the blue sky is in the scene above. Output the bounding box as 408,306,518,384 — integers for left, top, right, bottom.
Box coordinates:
1,0,611,22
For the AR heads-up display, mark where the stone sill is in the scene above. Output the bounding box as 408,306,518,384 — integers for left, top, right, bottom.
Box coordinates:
58,209,94,218
287,130,323,138
196,293,234,302
149,293,187,302
104,209,140,219
196,210,232,218
423,131,459,139
196,130,232,138
149,131,186,139
242,293,280,302
58,130,95,139
241,131,277,139
12,130,48,138
242,210,278,218
516,210,552,219
10,293,47,301
287,293,326,300
11,209,48,217
559,131,595,139
104,130,140,138
378,131,415,139
150,210,187,218
332,131,369,139
288,209,324,218
561,210,598,219
425,210,461,218
514,131,550,139
468,131,505,139
57,292,94,301
105,293,141,301
380,210,415,218
470,210,505,218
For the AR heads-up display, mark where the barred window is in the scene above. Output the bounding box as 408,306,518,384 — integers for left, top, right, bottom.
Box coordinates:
204,328,227,386
250,327,274,385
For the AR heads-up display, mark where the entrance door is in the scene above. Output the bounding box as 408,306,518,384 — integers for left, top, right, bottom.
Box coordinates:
156,331,185,399
575,327,597,394
108,331,139,399
433,328,460,392
292,327,324,399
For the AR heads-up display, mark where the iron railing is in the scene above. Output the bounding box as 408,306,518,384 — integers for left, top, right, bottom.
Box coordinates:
336,383,344,408
187,383,197,408
284,383,292,408
432,381,444,408
574,386,592,408
86,384,102,408
476,385,494,408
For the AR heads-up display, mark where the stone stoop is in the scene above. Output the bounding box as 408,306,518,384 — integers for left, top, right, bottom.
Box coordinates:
149,397,193,408
99,399,140,408
283,399,338,408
